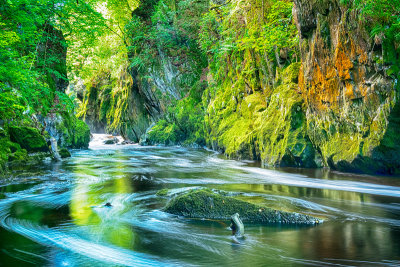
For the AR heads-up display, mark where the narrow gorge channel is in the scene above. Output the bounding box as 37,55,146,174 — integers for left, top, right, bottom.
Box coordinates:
1,0,399,266
0,135,400,266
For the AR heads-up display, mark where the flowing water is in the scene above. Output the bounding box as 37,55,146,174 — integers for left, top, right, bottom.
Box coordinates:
0,134,400,266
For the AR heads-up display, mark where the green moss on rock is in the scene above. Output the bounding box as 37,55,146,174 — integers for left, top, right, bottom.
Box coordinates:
205,63,319,167
164,189,321,225
8,149,28,162
9,126,48,152
59,148,71,158
0,129,36,174
146,120,179,145
73,120,91,149
156,188,169,196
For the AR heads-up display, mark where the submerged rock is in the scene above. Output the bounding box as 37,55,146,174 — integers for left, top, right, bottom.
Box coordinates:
156,188,169,196
164,189,321,225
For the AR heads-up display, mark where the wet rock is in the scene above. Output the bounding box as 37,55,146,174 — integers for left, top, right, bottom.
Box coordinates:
59,148,71,158
72,120,91,149
104,202,112,207
121,140,135,145
230,213,244,238
164,189,321,225
104,137,118,145
294,0,400,175
50,137,62,161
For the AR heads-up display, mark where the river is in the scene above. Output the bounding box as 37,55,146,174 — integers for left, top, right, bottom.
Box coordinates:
0,134,399,266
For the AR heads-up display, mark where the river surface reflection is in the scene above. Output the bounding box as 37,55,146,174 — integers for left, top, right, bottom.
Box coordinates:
0,134,399,266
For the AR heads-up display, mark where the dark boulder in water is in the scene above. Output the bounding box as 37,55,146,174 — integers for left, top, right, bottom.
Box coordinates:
104,137,118,145
59,148,71,158
164,189,321,225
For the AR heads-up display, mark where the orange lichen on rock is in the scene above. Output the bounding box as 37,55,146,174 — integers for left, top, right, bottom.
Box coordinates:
298,64,305,94
335,42,353,80
326,66,337,79
359,84,369,97
304,62,342,111
357,46,368,64
345,81,354,99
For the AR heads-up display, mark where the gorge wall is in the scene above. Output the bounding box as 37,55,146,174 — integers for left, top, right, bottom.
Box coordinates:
76,0,399,175
295,0,399,174
0,6,91,175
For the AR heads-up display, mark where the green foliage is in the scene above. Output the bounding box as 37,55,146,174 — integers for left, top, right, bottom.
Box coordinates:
352,0,400,65
237,1,298,56
0,0,108,118
8,126,48,153
146,82,207,146
73,119,91,149
0,90,26,120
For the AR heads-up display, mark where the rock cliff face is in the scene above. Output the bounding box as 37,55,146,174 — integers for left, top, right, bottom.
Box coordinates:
77,0,207,142
76,0,399,175
122,51,193,142
201,0,400,175
202,0,320,168
294,0,400,174
77,51,198,142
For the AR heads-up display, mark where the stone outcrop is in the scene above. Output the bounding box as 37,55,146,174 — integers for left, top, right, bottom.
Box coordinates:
74,0,399,175
294,0,400,174
202,0,399,174
9,126,48,153
164,189,321,225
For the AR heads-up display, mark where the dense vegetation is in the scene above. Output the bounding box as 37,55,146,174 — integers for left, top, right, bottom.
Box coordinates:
0,0,399,175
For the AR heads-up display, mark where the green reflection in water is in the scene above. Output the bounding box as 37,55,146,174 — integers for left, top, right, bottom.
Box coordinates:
211,183,378,220
70,157,136,249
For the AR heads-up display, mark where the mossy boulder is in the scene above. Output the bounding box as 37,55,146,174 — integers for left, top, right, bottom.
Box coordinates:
59,148,71,158
146,120,179,145
164,189,321,225
0,130,35,174
9,126,48,152
8,149,28,162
